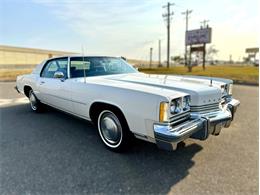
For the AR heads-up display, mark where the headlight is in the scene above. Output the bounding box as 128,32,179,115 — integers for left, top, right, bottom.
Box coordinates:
221,84,229,96
159,102,169,122
221,85,225,94
221,84,233,96
170,98,182,114
182,96,191,111
228,84,233,95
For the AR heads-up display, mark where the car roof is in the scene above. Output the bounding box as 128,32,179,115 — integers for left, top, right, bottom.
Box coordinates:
48,55,121,61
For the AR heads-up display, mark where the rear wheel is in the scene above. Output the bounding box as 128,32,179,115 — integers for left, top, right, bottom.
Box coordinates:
97,109,132,152
29,90,43,112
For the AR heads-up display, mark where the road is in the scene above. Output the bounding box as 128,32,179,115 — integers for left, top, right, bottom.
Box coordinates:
0,82,258,195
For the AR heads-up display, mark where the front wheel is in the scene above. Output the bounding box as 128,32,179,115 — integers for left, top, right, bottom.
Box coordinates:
29,90,43,112
97,110,132,152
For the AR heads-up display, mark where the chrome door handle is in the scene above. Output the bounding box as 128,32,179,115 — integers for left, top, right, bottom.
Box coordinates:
40,81,45,85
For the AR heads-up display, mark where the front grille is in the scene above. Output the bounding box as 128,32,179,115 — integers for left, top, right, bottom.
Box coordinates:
190,102,220,114
169,111,191,126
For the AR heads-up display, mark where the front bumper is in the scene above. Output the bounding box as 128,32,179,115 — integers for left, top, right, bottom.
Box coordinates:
154,98,240,151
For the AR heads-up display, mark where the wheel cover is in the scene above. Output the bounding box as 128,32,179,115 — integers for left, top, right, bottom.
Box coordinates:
29,92,37,110
98,111,123,148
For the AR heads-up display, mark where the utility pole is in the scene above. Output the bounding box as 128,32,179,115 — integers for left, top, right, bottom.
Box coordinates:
229,54,233,63
149,47,153,68
200,19,209,29
158,39,161,67
200,19,209,70
182,9,192,66
162,2,174,68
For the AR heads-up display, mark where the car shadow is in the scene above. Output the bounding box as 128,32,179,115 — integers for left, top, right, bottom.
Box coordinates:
1,103,203,194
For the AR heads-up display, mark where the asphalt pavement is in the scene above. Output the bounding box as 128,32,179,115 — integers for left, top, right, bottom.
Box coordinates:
0,82,258,195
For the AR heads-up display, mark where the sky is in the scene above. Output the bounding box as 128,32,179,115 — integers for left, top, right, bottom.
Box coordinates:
0,0,259,61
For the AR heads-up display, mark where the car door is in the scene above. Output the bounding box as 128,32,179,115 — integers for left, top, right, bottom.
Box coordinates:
37,57,73,113
67,57,92,119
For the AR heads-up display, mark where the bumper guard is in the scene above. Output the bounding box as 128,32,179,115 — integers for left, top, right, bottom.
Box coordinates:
154,98,240,151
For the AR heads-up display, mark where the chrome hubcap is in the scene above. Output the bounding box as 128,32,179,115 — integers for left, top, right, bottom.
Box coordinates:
99,111,122,146
29,92,37,110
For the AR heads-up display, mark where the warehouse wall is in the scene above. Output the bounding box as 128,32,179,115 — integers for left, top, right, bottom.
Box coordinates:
0,45,76,66
0,51,51,65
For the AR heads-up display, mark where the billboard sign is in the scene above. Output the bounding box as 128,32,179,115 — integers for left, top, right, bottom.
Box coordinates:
245,48,259,53
186,28,212,45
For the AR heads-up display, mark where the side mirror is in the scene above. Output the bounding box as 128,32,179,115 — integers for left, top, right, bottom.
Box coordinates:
54,71,65,79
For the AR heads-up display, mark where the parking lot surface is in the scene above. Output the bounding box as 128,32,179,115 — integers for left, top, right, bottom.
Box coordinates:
0,82,258,195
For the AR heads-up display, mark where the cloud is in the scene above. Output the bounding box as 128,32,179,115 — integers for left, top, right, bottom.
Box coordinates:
31,0,258,60
32,0,166,58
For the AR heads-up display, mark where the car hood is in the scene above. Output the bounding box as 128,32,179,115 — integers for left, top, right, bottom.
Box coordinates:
170,74,232,88
75,75,188,101
101,73,222,105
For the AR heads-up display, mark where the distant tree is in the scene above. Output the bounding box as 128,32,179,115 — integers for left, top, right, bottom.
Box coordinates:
207,45,219,62
243,56,250,63
171,55,181,63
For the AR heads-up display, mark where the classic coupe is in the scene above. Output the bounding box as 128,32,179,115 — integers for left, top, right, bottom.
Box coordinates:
16,56,240,152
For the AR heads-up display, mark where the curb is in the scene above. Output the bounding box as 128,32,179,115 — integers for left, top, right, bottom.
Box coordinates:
233,80,259,86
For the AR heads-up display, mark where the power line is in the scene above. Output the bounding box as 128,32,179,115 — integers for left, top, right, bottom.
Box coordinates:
162,2,174,68
182,9,192,66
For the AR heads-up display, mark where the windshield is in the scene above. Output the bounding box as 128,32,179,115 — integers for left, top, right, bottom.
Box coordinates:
70,57,137,78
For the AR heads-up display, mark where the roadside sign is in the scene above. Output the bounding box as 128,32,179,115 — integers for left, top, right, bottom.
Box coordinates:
186,28,212,45
190,46,205,52
245,48,259,53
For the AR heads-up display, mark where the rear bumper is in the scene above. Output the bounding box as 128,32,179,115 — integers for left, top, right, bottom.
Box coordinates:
154,98,240,151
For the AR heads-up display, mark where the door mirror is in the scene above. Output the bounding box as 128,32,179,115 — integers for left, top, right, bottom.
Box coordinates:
54,71,65,79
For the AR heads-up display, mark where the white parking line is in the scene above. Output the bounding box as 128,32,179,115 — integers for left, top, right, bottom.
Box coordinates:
0,97,29,106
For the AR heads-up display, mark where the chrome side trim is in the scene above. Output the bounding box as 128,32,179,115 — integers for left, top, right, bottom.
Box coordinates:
41,100,91,121
42,92,87,105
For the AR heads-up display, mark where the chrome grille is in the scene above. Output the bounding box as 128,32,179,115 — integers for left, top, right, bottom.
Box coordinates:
169,111,191,126
190,102,220,114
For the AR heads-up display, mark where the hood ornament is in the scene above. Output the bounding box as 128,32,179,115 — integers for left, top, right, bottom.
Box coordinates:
210,78,213,86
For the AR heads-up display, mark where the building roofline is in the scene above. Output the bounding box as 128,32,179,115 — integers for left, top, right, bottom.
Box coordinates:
0,44,78,55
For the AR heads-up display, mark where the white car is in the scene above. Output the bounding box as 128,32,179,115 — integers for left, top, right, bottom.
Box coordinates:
15,56,240,152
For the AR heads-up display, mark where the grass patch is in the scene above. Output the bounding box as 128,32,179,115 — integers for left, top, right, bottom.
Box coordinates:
139,65,259,85
0,65,258,85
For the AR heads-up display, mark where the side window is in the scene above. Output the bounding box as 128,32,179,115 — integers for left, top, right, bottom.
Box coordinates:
70,60,90,78
41,58,68,78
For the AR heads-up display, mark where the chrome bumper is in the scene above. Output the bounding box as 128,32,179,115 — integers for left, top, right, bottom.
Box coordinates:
154,98,240,151
224,98,240,123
